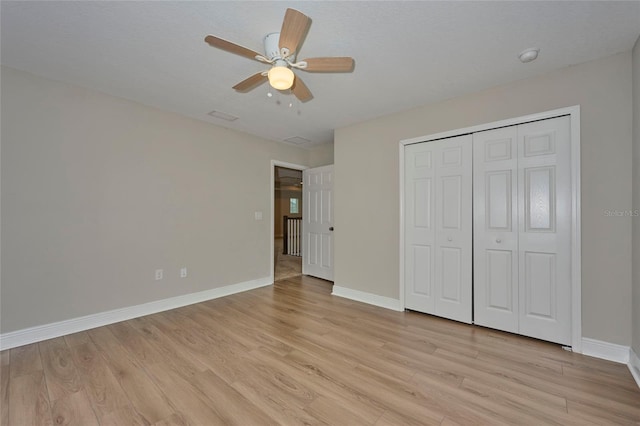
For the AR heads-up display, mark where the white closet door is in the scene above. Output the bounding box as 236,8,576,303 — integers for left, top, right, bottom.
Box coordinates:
517,116,571,345
434,136,473,323
405,142,437,314
405,135,472,323
473,116,572,345
473,127,519,332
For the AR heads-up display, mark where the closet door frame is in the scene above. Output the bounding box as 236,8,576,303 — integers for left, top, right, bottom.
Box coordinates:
399,105,582,352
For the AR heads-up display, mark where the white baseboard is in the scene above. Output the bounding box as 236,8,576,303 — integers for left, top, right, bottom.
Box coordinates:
629,348,640,388
0,277,272,351
331,285,403,312
581,337,630,364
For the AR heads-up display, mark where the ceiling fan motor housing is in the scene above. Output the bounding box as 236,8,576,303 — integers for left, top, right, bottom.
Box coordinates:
264,32,292,61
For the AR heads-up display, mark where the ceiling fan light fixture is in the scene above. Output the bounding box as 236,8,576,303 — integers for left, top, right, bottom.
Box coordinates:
268,66,294,90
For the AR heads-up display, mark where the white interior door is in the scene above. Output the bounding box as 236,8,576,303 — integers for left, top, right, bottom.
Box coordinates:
405,135,472,323
473,126,519,332
302,165,334,281
473,116,572,345
404,143,437,314
517,116,572,345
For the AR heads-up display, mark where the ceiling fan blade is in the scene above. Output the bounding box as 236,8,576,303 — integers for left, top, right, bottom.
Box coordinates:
279,8,311,55
292,76,313,102
302,57,355,72
233,72,268,92
205,35,263,62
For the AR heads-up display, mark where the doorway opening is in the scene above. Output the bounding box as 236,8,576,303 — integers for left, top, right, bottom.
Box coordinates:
272,163,305,281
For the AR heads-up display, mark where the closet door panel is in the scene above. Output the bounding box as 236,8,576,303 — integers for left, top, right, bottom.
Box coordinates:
404,144,436,313
518,116,572,345
434,135,473,323
473,127,519,332
405,135,472,323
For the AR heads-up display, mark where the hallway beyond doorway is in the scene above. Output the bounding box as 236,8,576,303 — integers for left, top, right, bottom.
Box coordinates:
274,237,302,280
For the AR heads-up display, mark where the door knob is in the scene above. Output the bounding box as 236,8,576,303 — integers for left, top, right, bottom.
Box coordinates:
329,227,334,231
496,238,502,243
447,236,453,242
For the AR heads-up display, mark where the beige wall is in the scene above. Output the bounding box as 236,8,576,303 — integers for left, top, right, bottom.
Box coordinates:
308,143,334,168
335,52,634,345
0,66,311,333
633,37,640,355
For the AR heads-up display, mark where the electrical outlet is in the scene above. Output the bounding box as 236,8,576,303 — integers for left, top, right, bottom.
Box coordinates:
180,267,187,278
155,269,163,280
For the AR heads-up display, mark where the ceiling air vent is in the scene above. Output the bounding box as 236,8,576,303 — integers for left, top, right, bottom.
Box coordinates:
284,136,311,145
207,110,239,121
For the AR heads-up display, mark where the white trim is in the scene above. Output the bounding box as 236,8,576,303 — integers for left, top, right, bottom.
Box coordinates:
398,142,406,311
0,277,272,351
270,160,307,284
629,348,640,388
581,338,630,364
400,106,580,146
398,105,582,351
569,108,582,353
332,285,403,312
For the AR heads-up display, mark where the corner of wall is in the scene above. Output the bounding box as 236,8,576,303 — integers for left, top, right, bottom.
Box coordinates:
630,347,640,388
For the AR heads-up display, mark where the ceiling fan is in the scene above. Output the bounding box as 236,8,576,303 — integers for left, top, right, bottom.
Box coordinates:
204,8,354,102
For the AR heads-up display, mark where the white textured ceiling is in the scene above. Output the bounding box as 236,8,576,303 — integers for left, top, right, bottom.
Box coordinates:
2,1,639,147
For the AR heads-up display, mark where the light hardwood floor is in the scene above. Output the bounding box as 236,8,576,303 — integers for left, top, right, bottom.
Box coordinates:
274,237,302,281
2,275,639,425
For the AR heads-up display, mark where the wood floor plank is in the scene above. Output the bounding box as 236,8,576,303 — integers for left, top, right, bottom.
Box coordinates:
38,338,82,402
145,315,251,384
562,362,640,393
87,327,174,424
190,368,279,425
144,363,228,425
435,345,640,420
303,394,371,426
99,405,147,426
1,355,9,425
50,390,99,426
2,275,639,426
8,371,52,426
10,343,42,378
566,398,640,425
67,341,131,419
63,331,92,348
108,322,166,365
253,346,385,424
152,412,189,426
125,316,209,379
229,379,324,425
284,349,443,425
459,378,590,426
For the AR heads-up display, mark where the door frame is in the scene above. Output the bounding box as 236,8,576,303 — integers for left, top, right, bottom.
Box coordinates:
398,105,582,352
271,160,307,284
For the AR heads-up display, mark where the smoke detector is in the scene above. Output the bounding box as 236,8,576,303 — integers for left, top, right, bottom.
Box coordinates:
518,48,540,63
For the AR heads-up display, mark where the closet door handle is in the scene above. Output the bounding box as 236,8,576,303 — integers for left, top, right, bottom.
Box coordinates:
496,238,502,243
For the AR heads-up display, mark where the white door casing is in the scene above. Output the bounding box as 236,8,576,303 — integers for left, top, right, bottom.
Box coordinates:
404,135,472,323
302,165,334,281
